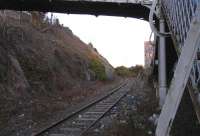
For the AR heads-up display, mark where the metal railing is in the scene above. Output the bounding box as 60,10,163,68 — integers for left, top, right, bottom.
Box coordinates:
161,0,200,93
161,0,198,48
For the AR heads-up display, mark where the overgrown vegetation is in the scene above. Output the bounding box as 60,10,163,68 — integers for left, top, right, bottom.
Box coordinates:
115,65,144,77
89,58,107,81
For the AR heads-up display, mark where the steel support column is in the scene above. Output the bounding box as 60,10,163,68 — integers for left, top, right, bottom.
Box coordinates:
158,15,167,107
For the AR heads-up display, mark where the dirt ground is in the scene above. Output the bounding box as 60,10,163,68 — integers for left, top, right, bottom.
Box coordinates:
0,77,123,136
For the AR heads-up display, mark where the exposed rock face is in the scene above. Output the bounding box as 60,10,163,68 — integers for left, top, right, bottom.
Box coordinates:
0,11,115,135
100,56,114,80
0,10,114,88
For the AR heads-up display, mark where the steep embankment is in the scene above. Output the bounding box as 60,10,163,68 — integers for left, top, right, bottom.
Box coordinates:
0,11,115,135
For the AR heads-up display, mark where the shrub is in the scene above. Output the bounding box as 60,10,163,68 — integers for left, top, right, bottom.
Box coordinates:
89,58,107,81
115,66,131,77
129,65,144,75
115,65,144,77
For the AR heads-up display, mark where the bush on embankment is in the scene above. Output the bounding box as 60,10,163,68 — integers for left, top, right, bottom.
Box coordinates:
89,58,107,81
115,65,144,77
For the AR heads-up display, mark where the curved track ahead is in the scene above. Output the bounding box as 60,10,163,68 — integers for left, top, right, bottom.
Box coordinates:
33,80,132,136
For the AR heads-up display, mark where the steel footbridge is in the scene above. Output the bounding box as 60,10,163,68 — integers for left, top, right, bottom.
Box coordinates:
0,0,200,136
0,0,150,20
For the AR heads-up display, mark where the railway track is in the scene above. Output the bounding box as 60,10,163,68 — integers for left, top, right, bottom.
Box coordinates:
34,80,132,136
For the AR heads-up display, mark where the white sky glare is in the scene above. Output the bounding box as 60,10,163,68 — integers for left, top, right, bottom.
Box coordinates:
53,13,151,67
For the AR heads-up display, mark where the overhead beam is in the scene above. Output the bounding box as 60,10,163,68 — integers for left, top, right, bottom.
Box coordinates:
0,0,150,20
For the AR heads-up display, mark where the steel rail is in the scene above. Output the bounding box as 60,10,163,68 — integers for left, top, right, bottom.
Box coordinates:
32,80,128,136
80,83,130,136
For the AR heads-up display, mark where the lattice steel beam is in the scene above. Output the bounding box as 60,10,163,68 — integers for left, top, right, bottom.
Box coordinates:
156,5,200,136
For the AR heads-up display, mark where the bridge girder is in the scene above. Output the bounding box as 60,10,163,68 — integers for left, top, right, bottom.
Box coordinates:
0,0,150,20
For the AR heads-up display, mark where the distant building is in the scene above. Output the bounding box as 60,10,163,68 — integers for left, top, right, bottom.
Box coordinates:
144,41,154,68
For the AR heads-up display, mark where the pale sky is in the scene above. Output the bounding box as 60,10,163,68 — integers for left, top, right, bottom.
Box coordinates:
52,13,151,67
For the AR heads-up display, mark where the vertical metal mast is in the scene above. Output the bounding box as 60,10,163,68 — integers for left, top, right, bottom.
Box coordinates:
148,0,168,107
158,10,167,107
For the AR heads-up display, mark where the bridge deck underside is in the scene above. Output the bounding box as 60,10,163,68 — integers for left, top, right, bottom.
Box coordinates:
0,0,149,20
